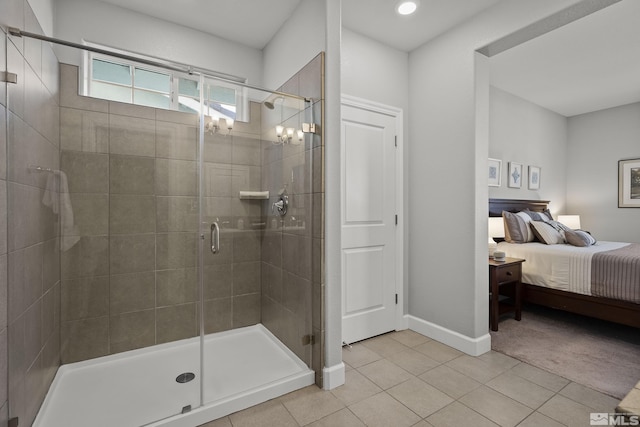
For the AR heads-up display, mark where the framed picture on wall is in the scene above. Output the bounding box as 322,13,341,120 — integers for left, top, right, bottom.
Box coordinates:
508,162,523,188
528,166,541,190
488,158,502,187
618,158,640,207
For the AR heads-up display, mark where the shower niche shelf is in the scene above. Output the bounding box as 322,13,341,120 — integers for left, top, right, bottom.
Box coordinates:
238,191,269,200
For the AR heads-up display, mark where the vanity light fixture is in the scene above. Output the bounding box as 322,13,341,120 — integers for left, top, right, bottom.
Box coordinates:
396,0,419,15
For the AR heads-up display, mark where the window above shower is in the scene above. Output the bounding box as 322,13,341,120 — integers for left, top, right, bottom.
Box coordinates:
82,52,247,122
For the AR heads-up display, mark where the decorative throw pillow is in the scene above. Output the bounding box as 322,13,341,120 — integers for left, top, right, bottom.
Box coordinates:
523,209,553,222
530,220,565,244
565,229,597,247
502,211,535,243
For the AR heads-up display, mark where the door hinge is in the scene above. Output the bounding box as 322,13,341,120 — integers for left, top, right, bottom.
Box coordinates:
302,334,315,345
395,214,398,225
395,294,398,304
9,417,19,427
1,71,18,84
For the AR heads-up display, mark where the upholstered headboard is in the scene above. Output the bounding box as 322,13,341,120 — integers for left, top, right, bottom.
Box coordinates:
488,199,550,217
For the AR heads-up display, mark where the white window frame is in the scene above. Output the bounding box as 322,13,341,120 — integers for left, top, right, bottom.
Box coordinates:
81,48,247,120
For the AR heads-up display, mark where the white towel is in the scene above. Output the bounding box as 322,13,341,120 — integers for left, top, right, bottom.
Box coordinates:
42,171,80,252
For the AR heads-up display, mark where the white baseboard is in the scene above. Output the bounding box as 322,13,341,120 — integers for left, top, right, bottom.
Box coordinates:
322,362,345,390
407,315,491,356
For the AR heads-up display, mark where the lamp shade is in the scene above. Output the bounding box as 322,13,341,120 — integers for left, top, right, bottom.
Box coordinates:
488,217,505,238
558,215,581,230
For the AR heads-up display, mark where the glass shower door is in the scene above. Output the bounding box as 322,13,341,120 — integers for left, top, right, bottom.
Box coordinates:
198,76,315,406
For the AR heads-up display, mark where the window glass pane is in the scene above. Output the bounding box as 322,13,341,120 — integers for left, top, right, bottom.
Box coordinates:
178,96,199,114
134,89,171,109
92,59,131,85
135,68,170,92
179,78,199,97
91,81,131,103
210,85,236,105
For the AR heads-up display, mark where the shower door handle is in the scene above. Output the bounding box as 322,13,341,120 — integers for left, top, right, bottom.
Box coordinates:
210,222,220,254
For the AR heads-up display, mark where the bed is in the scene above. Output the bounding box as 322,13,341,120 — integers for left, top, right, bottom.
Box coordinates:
489,198,640,328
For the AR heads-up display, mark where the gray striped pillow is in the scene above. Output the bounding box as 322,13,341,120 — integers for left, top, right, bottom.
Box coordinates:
565,229,597,247
530,220,565,244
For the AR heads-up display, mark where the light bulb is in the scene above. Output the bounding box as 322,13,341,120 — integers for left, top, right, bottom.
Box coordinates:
275,125,284,138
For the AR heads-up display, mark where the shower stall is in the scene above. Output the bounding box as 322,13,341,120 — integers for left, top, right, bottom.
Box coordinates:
3,25,324,427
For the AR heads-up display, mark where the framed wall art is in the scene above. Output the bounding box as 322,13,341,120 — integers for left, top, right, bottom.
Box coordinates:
488,158,502,187
508,162,523,188
528,166,541,190
618,158,640,207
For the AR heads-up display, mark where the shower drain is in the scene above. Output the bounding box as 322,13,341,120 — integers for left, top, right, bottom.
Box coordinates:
175,372,195,383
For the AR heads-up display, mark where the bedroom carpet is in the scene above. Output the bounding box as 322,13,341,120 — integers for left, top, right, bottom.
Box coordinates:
490,303,640,400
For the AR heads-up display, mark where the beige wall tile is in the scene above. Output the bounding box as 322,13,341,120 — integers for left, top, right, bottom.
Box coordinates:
7,41,25,117
0,256,6,331
0,108,6,181
155,158,197,196
59,108,109,153
110,310,155,354
110,234,156,275
109,101,155,120
203,264,232,300
204,133,232,164
232,294,260,328
61,150,109,194
202,162,232,197
61,276,109,321
233,261,260,295
156,232,196,270
156,196,200,232
110,194,156,234
155,108,197,126
60,236,109,280
71,193,109,236
110,155,155,195
60,316,109,363
156,303,197,344
23,300,42,369
232,136,262,166
233,231,261,262
110,271,156,315
0,329,7,404
109,114,156,157
156,121,197,161
157,268,197,306
203,298,232,334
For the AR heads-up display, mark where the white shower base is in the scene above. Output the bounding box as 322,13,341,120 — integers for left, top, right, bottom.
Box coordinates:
34,324,315,427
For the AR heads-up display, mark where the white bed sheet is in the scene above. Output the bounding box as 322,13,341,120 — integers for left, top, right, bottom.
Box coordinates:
496,241,630,296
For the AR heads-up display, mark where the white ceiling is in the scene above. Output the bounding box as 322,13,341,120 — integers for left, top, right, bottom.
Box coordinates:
96,0,640,117
489,0,640,117
341,0,501,52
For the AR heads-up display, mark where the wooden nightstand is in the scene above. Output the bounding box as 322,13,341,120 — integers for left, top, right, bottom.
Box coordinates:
489,257,525,331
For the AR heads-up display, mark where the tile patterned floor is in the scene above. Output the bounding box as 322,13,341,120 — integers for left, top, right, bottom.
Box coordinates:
198,330,620,427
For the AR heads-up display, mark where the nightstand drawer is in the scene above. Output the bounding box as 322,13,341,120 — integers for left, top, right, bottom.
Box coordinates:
496,263,521,284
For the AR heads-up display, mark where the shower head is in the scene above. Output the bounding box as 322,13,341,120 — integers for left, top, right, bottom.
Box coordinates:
264,96,285,110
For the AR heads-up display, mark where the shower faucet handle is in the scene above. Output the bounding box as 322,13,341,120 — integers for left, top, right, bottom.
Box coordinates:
272,195,288,217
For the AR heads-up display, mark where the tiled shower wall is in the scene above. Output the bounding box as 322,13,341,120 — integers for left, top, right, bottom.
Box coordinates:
58,64,268,363
1,1,63,424
260,53,325,385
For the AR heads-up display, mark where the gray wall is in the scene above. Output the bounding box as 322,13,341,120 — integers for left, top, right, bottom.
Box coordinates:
489,86,568,215
407,0,579,340
567,102,640,242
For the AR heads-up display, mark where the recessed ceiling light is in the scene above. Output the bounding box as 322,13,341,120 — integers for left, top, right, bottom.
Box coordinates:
396,0,419,15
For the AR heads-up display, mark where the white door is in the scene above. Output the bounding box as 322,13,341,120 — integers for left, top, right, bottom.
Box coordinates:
341,101,397,344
